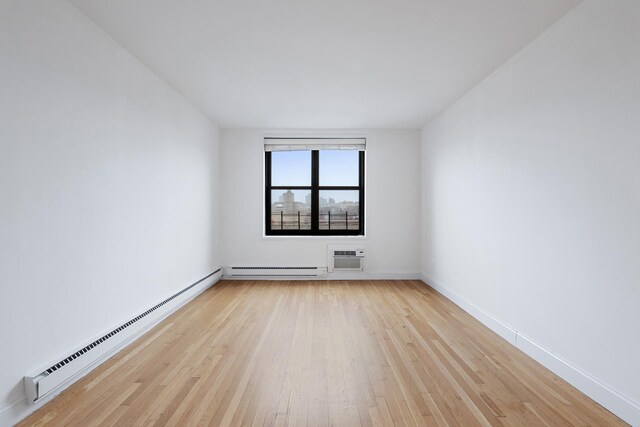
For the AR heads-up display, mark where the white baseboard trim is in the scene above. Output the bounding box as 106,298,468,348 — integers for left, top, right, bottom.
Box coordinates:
0,268,223,427
419,272,640,426
419,273,517,344
328,271,422,280
224,271,422,281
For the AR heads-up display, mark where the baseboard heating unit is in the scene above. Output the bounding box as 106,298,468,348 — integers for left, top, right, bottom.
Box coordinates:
23,268,223,405
225,266,327,278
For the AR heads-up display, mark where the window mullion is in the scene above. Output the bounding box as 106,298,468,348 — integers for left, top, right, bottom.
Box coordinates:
311,150,319,232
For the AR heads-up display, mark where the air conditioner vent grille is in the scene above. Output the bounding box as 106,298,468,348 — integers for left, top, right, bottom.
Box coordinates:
334,257,362,270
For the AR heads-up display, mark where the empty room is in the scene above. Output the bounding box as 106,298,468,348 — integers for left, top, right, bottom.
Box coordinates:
1,0,639,426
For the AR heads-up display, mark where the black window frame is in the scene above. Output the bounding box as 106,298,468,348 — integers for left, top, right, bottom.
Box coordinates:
265,149,365,236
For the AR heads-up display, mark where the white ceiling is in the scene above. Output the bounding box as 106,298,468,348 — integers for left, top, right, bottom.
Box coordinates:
70,0,579,129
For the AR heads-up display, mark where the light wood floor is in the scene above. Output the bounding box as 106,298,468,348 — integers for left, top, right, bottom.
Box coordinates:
20,280,625,426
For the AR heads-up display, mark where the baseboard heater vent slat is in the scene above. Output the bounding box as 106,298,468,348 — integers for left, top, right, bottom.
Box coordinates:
24,268,222,404
225,266,327,277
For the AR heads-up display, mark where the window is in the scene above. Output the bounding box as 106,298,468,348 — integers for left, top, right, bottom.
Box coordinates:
265,138,365,236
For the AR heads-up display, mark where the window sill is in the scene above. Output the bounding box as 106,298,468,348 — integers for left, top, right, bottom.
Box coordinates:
262,235,367,240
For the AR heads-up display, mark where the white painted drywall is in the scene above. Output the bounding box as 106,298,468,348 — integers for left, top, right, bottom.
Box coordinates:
0,0,221,417
421,0,640,418
221,129,421,277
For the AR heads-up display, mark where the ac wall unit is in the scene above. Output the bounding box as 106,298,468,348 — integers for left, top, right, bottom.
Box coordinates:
328,245,365,272
225,266,327,277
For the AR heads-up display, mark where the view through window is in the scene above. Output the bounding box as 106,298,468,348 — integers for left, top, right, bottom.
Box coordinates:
265,140,365,236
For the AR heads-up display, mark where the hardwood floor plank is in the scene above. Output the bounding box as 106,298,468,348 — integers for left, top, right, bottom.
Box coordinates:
18,280,627,427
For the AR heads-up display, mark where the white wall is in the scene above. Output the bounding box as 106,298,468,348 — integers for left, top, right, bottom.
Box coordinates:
221,129,421,277
0,0,221,417
421,0,640,422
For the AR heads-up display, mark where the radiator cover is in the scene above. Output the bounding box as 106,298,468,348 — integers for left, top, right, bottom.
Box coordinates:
24,268,222,404
225,266,327,277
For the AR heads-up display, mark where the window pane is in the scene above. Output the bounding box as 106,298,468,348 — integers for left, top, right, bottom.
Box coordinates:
319,150,359,186
319,190,360,230
270,189,311,230
271,151,311,186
